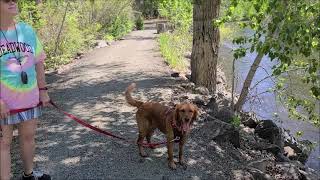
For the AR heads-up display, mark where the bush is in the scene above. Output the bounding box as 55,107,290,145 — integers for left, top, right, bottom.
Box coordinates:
159,0,193,31
18,0,135,70
157,0,192,71
135,15,144,30
158,30,190,71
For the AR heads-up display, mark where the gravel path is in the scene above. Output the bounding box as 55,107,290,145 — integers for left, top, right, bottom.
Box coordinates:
11,20,233,180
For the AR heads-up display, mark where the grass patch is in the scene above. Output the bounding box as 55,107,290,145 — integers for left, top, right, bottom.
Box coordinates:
158,30,191,71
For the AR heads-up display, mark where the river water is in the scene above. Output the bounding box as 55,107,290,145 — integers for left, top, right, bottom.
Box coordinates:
218,37,320,172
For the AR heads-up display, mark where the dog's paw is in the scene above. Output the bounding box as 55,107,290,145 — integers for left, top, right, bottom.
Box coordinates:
168,161,177,170
179,159,188,170
139,152,148,157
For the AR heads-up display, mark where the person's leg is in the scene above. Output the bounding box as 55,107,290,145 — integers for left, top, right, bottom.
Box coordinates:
17,119,37,175
0,124,14,180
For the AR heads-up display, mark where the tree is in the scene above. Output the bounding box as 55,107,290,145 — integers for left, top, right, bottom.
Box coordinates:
191,0,221,93
222,0,319,126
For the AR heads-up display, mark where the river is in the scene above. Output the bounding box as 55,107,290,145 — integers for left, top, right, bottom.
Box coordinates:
218,34,320,172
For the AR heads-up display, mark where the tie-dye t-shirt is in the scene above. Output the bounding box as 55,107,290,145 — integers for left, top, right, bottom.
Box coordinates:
0,22,46,110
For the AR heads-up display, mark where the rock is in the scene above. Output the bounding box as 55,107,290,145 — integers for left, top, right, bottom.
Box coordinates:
274,152,290,162
274,162,303,180
156,23,167,34
247,159,272,172
106,41,112,46
94,40,109,48
180,83,195,90
265,145,282,155
242,127,255,134
284,146,297,159
254,141,282,155
170,72,180,77
179,95,189,101
76,51,84,57
184,51,191,59
255,120,284,150
294,140,313,164
266,162,314,179
240,112,260,128
215,107,234,123
185,74,191,80
206,97,219,116
232,170,254,180
247,167,274,180
298,169,320,180
193,96,206,106
283,130,313,164
195,86,210,95
201,118,240,148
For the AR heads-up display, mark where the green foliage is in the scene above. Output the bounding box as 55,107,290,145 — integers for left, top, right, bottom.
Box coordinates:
108,15,134,39
158,30,190,71
156,0,193,71
138,0,163,18
231,115,241,127
18,1,44,30
135,15,144,30
220,0,320,127
18,0,134,70
159,0,193,31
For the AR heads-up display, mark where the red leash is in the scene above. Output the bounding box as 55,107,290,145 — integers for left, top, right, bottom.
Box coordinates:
9,100,180,148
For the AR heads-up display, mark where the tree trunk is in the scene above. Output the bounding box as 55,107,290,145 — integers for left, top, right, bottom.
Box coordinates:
54,2,69,56
234,53,264,111
191,0,220,93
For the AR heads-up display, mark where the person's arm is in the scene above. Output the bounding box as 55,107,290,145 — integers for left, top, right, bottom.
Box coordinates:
0,99,10,119
36,62,50,106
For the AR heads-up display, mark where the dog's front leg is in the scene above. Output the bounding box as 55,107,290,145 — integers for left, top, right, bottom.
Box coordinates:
179,135,187,169
166,133,176,170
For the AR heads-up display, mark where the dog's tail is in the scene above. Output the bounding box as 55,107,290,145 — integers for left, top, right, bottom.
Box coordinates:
125,83,143,107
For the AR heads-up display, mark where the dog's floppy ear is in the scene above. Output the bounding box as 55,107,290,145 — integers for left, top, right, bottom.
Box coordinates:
174,104,181,122
192,105,199,122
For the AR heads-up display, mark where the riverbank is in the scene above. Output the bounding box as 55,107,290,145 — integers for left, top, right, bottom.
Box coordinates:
158,23,319,175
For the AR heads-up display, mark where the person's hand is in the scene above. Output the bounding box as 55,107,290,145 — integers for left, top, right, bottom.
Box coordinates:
0,99,10,119
39,91,51,107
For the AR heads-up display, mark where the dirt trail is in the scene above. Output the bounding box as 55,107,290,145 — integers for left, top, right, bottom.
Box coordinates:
11,20,229,180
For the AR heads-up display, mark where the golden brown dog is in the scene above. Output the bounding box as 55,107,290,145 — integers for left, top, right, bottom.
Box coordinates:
125,83,198,169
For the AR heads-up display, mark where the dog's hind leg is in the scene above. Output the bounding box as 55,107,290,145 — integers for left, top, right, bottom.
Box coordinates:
137,132,148,157
146,129,155,143
146,129,155,149
136,114,149,157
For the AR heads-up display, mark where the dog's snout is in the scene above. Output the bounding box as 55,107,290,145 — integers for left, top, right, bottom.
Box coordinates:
185,118,190,122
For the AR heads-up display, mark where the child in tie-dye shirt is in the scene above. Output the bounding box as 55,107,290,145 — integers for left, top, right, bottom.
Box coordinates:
0,22,47,112
0,0,51,179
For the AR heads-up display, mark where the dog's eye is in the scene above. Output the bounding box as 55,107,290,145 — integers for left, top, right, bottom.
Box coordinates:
180,109,185,113
189,110,193,113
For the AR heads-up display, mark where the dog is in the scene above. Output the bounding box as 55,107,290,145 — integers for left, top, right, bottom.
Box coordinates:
125,83,198,169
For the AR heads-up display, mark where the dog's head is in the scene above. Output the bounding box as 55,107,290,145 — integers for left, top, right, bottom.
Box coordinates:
174,103,198,134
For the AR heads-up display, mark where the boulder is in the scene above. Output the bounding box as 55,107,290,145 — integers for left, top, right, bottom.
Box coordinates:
283,130,313,164
201,118,240,148
240,112,260,128
255,120,284,150
195,86,210,95
156,23,167,34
